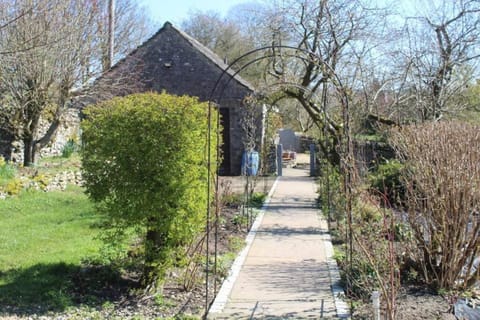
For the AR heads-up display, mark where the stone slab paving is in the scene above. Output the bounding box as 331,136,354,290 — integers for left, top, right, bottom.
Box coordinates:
209,167,344,319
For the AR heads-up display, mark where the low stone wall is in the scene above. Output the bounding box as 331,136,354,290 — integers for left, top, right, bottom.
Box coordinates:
33,170,83,192
0,170,83,200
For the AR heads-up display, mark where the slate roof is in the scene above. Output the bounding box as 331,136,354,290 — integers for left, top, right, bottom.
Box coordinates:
79,22,255,107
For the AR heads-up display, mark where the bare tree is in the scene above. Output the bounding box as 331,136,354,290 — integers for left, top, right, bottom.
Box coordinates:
0,0,153,166
0,2,37,45
182,10,255,64
0,0,98,165
375,0,480,123
423,0,479,121
255,0,388,166
181,9,263,86
278,100,316,133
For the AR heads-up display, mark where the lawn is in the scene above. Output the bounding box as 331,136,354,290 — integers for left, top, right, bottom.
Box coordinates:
0,185,104,311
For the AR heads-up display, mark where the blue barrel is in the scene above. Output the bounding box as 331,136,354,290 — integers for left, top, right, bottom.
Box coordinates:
241,150,259,176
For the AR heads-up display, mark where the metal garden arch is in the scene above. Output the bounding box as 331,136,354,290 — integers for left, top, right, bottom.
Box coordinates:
203,45,354,317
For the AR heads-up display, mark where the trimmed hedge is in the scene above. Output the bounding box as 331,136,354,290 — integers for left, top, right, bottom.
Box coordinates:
81,92,219,289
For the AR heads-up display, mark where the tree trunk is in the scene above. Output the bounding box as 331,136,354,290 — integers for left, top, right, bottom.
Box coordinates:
36,117,61,151
23,134,36,166
142,227,166,291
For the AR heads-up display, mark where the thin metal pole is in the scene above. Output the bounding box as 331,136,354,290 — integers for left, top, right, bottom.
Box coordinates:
205,101,213,316
321,82,331,221
107,0,115,69
245,173,249,231
372,291,380,320
213,104,221,296
341,85,354,301
310,143,316,176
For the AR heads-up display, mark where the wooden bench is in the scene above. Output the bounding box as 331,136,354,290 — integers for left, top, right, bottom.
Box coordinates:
282,151,297,168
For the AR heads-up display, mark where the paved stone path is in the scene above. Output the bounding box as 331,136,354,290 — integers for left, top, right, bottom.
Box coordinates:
209,167,344,319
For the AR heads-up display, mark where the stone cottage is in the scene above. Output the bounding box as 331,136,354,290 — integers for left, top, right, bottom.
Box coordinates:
78,21,259,175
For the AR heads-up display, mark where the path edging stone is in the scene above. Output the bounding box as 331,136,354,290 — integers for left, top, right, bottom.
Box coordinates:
324,232,351,318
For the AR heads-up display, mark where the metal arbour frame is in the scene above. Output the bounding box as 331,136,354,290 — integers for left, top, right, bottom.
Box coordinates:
203,45,353,317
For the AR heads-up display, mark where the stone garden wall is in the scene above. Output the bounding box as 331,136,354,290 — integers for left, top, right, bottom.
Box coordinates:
0,108,81,164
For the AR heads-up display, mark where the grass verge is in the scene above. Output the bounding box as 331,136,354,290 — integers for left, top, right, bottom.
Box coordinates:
0,185,104,311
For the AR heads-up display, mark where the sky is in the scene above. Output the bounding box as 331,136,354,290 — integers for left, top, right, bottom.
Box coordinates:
138,0,251,26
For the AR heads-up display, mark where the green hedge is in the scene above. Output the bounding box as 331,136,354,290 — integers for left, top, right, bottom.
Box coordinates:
81,92,219,289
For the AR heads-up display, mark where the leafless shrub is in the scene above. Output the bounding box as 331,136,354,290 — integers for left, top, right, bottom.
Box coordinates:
348,191,401,320
391,121,480,290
